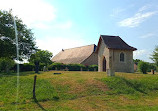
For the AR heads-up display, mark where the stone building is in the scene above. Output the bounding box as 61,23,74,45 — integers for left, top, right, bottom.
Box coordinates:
52,44,98,65
52,35,137,75
96,35,137,76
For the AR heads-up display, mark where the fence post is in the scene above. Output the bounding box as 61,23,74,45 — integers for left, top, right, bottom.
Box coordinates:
151,69,155,74
33,75,37,99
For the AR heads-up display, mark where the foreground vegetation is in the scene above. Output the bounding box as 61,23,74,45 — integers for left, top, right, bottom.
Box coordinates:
1,71,158,111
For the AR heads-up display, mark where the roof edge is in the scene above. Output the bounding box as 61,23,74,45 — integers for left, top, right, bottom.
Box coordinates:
80,44,96,64
62,44,96,51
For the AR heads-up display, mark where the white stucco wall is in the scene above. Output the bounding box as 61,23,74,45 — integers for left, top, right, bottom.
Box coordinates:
113,50,134,73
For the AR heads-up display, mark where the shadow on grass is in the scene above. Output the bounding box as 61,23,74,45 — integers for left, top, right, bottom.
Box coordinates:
34,97,47,111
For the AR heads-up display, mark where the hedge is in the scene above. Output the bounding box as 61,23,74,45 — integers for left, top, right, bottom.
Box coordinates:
11,62,98,72
48,63,98,71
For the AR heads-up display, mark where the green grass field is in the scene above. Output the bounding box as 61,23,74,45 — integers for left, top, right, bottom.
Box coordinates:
1,71,158,111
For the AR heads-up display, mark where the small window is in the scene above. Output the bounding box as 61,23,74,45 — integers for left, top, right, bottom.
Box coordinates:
120,52,124,62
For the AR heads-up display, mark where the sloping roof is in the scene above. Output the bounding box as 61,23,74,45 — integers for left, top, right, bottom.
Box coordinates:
96,35,137,52
52,44,96,64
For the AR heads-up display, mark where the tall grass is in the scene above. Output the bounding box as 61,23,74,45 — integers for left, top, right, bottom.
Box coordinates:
1,71,158,111
0,75,58,104
101,76,158,95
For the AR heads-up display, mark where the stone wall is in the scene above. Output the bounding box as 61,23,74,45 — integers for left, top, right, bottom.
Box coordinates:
98,40,134,73
113,50,134,73
98,40,110,72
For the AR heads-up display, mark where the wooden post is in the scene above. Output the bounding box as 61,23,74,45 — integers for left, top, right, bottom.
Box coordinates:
33,75,37,99
151,69,155,74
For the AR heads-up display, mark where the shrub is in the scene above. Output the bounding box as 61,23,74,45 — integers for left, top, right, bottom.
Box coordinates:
138,61,149,74
39,63,45,71
48,63,98,71
48,63,66,70
156,66,158,72
88,65,98,71
66,64,84,71
0,57,15,74
147,63,157,72
48,63,86,71
20,63,35,72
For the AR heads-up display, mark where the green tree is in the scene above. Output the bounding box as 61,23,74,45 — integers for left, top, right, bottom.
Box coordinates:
147,63,156,72
0,57,15,74
29,50,53,66
138,61,149,74
133,59,142,65
151,46,158,66
0,10,37,60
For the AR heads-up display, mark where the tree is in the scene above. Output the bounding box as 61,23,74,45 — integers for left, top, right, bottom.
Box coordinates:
0,57,15,74
151,46,158,66
0,10,37,60
29,50,53,66
148,63,156,72
133,59,142,65
138,61,149,74
29,50,52,73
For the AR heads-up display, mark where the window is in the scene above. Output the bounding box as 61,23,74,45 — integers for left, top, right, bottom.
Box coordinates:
120,52,124,62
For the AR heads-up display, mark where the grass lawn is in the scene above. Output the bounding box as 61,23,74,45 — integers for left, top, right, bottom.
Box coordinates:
1,71,158,111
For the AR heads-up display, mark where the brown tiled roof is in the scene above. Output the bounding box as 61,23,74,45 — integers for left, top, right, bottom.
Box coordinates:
96,35,137,52
52,44,96,64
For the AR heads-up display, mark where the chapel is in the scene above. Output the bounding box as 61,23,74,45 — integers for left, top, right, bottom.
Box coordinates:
52,35,137,75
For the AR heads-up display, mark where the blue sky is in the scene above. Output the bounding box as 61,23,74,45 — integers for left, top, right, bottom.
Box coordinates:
0,0,158,62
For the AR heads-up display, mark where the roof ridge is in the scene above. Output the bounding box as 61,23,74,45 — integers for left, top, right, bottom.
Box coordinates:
101,35,119,37
96,35,137,52
63,44,96,51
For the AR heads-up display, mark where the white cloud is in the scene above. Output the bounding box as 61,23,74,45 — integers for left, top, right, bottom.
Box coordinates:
138,5,151,12
110,8,125,17
33,23,51,29
0,0,74,30
36,36,86,56
134,49,146,58
32,21,73,30
119,11,157,27
0,0,56,28
134,49,153,62
140,33,155,38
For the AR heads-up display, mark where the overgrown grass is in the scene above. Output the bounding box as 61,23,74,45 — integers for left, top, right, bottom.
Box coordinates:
1,71,158,111
101,76,158,95
0,74,59,110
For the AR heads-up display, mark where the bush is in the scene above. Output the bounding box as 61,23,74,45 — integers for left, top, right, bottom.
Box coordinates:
147,63,157,72
39,63,45,71
48,63,66,70
88,65,98,71
67,64,85,71
20,63,35,72
0,57,15,74
48,63,98,71
138,61,149,74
